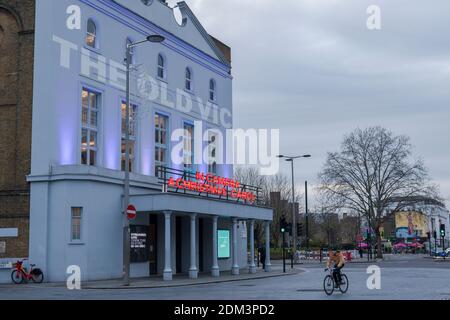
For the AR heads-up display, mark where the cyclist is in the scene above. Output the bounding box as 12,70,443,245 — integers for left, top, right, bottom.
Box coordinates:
326,250,346,287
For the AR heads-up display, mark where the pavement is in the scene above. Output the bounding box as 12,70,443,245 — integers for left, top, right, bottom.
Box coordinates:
0,265,301,291
0,254,449,300
82,268,301,289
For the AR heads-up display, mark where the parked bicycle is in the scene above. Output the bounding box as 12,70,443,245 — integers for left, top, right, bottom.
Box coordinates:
11,259,44,284
323,267,349,295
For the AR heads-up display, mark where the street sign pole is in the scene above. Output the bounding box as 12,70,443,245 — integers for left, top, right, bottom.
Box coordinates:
291,239,294,269
282,232,286,273
435,234,438,255
428,233,432,257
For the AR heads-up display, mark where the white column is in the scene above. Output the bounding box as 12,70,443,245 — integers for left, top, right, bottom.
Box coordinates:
189,214,198,279
211,216,220,277
249,220,257,274
232,218,240,275
163,211,173,281
265,221,272,272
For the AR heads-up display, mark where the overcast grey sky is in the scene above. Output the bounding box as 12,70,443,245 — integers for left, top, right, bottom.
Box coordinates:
168,0,450,207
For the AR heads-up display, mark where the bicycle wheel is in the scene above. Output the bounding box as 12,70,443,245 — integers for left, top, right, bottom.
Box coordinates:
323,275,334,295
339,274,349,294
31,270,44,284
11,270,24,284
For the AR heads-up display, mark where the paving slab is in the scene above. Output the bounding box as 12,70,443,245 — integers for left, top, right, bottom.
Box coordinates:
82,269,302,290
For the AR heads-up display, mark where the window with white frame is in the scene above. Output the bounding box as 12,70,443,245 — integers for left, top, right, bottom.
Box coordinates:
86,19,97,48
185,67,192,91
157,54,166,79
207,131,218,174
121,101,138,172
81,89,100,166
183,122,194,169
209,79,216,102
155,113,169,175
71,208,83,241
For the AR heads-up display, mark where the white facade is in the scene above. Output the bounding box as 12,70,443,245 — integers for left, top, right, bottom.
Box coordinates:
26,0,273,283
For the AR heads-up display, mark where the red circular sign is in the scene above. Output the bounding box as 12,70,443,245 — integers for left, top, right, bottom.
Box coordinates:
126,205,137,220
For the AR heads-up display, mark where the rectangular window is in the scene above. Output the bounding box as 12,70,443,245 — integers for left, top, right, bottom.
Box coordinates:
71,208,82,241
81,89,100,166
183,122,194,170
121,101,138,172
155,113,168,175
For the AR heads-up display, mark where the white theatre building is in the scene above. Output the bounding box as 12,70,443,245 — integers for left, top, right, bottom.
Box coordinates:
28,0,273,282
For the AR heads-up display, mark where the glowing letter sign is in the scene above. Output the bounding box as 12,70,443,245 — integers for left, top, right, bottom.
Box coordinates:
166,171,257,204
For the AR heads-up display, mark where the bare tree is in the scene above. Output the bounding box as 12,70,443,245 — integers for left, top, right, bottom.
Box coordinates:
234,166,303,248
234,167,267,248
312,192,345,248
318,127,438,259
339,212,361,247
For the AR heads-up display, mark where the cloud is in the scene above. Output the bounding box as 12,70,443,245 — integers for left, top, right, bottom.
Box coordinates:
169,0,450,207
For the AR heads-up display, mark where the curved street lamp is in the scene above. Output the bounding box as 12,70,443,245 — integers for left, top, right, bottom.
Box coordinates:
277,154,311,260
123,34,165,286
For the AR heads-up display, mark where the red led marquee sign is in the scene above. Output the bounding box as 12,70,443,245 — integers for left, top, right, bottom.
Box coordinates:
167,172,256,204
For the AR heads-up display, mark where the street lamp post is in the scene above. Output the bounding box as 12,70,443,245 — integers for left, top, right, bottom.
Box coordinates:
277,154,311,262
305,180,309,251
123,34,165,286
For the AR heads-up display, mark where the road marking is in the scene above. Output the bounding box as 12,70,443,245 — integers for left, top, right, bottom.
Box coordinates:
296,289,323,292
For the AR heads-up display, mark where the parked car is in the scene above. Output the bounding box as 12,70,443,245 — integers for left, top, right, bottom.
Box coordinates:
433,250,448,258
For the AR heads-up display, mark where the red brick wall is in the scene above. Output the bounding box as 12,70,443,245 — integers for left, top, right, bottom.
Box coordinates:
0,0,35,259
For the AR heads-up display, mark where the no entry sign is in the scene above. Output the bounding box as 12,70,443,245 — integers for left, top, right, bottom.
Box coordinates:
126,205,137,220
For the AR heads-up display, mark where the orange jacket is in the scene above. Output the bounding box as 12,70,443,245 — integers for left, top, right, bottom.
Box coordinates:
327,252,345,268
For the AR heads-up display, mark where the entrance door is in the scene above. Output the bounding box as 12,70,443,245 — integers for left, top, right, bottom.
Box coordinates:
149,216,157,275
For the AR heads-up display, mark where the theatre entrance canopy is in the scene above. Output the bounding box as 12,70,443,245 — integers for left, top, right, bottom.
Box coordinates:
127,167,274,280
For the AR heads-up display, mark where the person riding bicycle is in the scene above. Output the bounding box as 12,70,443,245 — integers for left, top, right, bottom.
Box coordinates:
326,250,345,287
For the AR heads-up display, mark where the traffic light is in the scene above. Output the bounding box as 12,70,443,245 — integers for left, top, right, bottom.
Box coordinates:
286,223,292,236
297,223,304,237
433,231,437,239
280,216,287,233
440,224,446,237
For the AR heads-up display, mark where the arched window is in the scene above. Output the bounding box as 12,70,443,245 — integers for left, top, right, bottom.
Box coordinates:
209,79,216,102
157,54,166,79
185,67,192,91
86,19,97,48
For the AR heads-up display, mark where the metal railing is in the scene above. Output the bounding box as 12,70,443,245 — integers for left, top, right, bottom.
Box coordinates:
156,166,262,206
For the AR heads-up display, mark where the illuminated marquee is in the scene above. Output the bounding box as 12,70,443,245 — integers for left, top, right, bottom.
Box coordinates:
167,172,256,203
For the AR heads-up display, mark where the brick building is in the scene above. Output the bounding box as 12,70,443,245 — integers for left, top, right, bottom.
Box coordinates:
0,0,35,259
